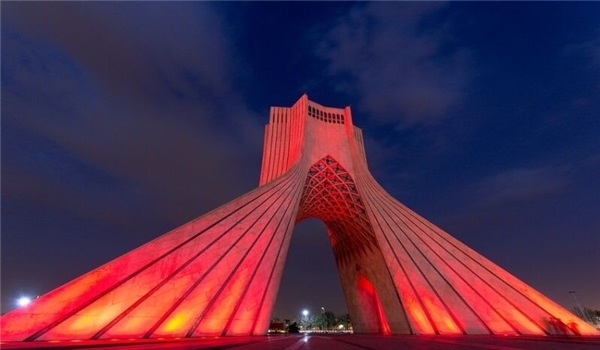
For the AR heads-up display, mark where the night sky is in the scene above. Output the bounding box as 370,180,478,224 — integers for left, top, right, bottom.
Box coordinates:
2,2,599,320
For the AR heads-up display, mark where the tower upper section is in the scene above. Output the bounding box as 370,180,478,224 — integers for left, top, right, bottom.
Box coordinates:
259,94,368,185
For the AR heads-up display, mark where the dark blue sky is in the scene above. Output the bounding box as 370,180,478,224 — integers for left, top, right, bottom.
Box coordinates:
2,2,599,319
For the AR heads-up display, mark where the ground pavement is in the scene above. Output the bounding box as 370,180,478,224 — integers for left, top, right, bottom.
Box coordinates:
2,334,600,350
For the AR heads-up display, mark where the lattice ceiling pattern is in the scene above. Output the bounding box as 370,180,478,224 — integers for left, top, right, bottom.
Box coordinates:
297,156,379,267
2,95,597,341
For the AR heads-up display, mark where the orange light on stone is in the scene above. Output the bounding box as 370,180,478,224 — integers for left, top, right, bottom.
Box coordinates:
1,94,596,341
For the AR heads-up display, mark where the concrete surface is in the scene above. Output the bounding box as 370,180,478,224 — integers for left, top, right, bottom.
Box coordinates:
2,334,600,350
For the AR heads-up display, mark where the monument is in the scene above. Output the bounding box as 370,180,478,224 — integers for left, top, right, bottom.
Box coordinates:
1,95,597,341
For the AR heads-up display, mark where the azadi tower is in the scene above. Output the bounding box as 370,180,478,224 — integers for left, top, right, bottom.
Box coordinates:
2,95,597,341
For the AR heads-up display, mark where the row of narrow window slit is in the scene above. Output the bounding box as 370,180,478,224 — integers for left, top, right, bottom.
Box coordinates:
308,106,345,124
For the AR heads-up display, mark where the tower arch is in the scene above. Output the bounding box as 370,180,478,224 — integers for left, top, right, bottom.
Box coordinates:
1,94,597,341
296,155,411,334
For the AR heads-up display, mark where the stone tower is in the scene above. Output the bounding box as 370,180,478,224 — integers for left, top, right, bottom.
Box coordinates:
2,95,597,341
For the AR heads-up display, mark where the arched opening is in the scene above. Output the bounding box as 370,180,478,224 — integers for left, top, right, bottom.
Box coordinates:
271,156,411,334
272,218,348,331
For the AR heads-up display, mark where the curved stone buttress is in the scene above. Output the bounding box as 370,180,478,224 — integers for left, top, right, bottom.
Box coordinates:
1,94,597,341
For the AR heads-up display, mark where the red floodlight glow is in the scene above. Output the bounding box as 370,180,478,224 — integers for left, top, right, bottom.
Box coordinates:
1,95,597,341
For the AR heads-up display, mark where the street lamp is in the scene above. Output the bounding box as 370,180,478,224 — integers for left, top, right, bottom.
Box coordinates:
301,309,309,332
17,296,31,307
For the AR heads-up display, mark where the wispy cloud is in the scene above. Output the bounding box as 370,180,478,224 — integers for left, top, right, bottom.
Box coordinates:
2,2,264,226
562,31,600,97
563,32,600,69
316,2,471,126
473,166,570,207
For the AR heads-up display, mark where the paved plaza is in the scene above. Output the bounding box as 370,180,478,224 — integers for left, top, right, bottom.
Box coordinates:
2,334,600,350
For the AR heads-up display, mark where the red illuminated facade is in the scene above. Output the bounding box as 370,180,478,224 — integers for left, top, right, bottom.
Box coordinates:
2,95,597,341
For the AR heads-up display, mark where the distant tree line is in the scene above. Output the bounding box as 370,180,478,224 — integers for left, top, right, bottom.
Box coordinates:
298,312,351,331
270,312,353,333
